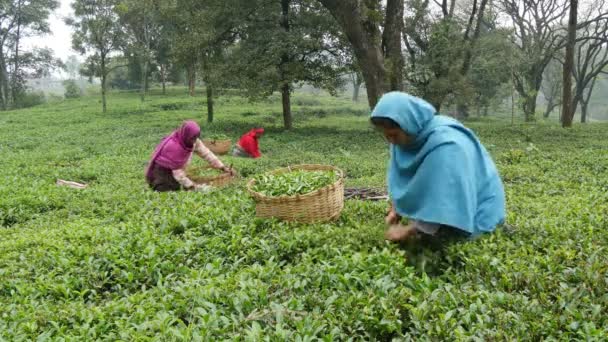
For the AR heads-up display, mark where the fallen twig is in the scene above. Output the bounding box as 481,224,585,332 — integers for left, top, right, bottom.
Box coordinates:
56,179,88,189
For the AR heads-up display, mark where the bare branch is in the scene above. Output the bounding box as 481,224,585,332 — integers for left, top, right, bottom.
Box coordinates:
463,0,479,41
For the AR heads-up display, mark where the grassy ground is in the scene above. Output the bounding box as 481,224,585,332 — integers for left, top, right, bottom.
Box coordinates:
1,88,607,339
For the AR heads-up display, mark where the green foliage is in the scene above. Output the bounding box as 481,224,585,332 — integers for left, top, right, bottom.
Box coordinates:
252,170,339,197
226,0,348,100
67,0,126,111
107,56,147,90
64,55,81,79
0,0,59,109
469,30,515,111
1,88,607,339
403,3,515,113
67,0,124,56
63,80,82,99
12,90,46,109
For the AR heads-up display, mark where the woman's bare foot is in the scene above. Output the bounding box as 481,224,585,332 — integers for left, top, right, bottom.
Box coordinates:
385,224,417,242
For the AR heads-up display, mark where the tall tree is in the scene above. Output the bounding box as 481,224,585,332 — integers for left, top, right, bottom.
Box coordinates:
231,0,347,129
571,14,608,122
350,71,364,102
67,0,125,113
382,0,404,91
279,0,292,129
317,0,397,109
561,0,578,127
0,0,58,109
402,0,492,112
468,29,514,116
117,0,162,102
152,22,172,95
163,0,242,122
541,59,563,118
498,0,575,121
341,40,364,102
162,0,202,97
64,55,81,80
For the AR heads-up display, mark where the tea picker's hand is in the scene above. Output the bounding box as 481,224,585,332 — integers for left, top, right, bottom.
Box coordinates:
385,203,401,225
194,184,213,193
385,223,417,242
221,166,237,176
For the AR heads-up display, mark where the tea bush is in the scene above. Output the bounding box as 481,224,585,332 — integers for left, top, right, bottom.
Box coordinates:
0,88,607,339
63,80,82,99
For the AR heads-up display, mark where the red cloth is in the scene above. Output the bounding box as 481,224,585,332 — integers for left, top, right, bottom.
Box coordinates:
237,128,264,158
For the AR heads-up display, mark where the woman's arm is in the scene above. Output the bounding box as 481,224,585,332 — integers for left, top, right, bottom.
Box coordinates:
194,139,225,169
172,169,212,192
385,200,401,225
172,168,196,190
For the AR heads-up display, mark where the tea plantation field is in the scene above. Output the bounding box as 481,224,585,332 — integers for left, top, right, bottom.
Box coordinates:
1,89,607,340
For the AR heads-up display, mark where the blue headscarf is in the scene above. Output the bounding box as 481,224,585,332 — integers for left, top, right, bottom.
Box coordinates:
372,92,505,236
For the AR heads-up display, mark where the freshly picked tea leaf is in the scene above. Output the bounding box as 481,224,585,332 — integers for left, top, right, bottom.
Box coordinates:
252,169,339,197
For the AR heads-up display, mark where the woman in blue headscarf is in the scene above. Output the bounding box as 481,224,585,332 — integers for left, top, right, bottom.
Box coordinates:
371,92,505,242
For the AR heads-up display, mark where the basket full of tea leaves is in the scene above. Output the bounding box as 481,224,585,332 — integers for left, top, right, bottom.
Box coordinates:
247,164,344,223
186,165,235,187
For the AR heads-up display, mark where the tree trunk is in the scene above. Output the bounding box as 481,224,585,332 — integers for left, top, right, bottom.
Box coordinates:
523,94,537,121
561,0,578,128
101,54,107,113
352,73,362,102
581,76,598,123
449,0,456,17
457,0,488,118
160,64,166,95
513,71,543,121
281,83,293,130
580,76,596,123
382,0,404,91
279,0,293,129
543,98,554,118
0,48,8,110
187,64,196,96
140,59,148,102
101,74,107,113
318,0,387,108
145,70,150,92
580,101,588,123
511,85,515,125
426,90,446,112
206,86,214,123
462,0,488,75
11,0,22,105
457,103,469,119
571,88,584,119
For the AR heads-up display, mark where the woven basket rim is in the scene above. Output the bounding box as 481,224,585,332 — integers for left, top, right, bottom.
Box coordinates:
203,138,231,144
187,165,235,184
246,164,344,201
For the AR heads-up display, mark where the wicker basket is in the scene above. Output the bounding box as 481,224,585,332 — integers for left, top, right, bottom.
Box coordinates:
186,166,235,187
246,164,344,223
203,139,231,155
